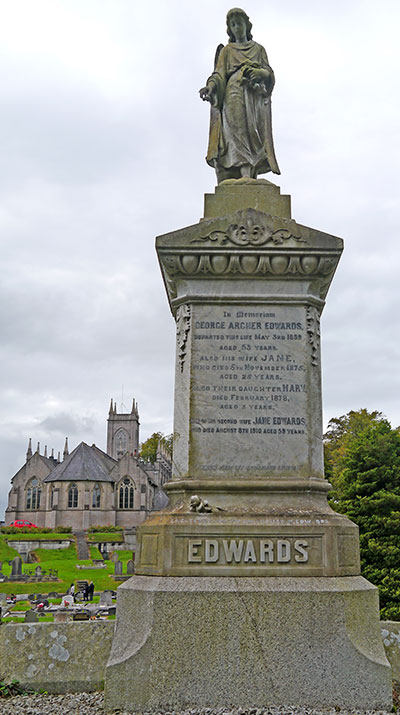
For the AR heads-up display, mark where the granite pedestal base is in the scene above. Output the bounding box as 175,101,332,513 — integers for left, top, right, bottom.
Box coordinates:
104,575,392,711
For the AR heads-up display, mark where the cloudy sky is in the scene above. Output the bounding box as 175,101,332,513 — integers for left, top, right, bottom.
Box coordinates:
1,0,399,517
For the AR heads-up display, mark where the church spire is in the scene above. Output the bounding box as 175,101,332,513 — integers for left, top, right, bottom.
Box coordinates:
63,437,69,461
26,438,32,461
109,398,114,415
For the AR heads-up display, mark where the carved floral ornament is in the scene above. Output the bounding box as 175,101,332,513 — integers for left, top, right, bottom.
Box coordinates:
193,208,306,247
306,306,321,368
176,304,191,372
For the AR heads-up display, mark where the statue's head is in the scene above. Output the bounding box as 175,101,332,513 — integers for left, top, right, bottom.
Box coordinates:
226,8,253,42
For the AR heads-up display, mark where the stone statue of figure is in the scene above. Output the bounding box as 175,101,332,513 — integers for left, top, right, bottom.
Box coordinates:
199,8,280,184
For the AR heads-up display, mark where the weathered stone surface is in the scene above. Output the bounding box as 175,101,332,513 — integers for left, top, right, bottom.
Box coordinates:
204,179,291,219
105,180,390,711
105,575,392,711
136,182,357,579
381,620,400,681
0,621,114,693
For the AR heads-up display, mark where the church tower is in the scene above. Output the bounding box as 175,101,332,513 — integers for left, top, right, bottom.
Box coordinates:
107,398,140,459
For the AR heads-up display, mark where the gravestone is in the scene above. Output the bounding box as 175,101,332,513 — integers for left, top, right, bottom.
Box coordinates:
105,12,391,713
24,609,38,623
110,552,119,563
108,606,116,616
0,593,6,604
62,595,74,608
54,611,72,623
73,611,90,621
11,556,22,578
114,560,122,576
100,591,113,607
106,180,392,712
126,559,134,575
34,566,42,577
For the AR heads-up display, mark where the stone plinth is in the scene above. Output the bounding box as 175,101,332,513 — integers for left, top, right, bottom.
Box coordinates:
105,575,392,711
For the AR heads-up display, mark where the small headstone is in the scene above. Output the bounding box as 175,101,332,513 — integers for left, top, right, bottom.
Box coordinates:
73,611,90,621
62,595,74,608
24,609,38,623
126,559,135,575
48,592,58,598
54,611,72,623
34,566,42,577
108,606,116,616
103,551,109,560
110,552,119,563
0,593,6,604
100,590,113,607
28,594,35,601
11,556,22,577
114,560,122,576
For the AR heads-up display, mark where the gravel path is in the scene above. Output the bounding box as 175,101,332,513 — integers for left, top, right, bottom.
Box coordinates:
0,693,394,715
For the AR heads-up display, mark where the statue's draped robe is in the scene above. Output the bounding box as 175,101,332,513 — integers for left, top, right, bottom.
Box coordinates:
206,40,280,176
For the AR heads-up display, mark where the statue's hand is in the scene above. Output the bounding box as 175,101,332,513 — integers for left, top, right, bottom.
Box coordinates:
199,86,212,102
246,68,266,84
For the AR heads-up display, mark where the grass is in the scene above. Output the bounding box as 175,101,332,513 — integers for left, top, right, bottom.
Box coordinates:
0,542,134,595
4,532,74,541
0,537,19,563
87,532,124,543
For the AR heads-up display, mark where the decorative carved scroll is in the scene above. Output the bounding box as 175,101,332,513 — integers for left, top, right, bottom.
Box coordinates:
306,306,321,368
176,304,191,372
193,208,306,247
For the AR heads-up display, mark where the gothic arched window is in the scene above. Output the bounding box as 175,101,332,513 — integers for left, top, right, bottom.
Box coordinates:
92,484,101,508
119,477,134,509
68,483,78,508
26,478,41,510
115,429,128,458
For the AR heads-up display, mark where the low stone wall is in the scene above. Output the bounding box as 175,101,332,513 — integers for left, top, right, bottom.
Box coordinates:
0,619,399,694
0,621,114,692
7,539,72,559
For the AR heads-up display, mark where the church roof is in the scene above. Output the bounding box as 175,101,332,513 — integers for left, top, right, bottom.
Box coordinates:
44,442,117,483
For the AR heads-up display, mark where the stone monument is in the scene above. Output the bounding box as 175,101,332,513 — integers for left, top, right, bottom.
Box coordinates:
105,9,391,711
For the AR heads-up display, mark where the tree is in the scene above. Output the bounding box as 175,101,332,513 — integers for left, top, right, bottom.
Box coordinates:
140,432,172,464
325,410,400,619
324,408,384,487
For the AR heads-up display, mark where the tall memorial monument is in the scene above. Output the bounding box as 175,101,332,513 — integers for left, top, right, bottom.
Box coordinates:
105,9,391,711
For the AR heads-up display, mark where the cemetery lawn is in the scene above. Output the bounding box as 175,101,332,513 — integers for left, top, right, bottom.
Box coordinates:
87,532,124,542
3,532,74,540
0,535,134,595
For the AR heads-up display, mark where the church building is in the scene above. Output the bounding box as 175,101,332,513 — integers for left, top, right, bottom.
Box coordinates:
5,399,171,530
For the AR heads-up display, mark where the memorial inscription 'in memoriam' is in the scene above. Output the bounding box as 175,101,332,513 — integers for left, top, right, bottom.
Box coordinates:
190,303,313,477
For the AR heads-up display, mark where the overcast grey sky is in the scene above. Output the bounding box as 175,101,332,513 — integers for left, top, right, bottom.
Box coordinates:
1,0,399,518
